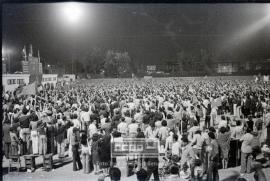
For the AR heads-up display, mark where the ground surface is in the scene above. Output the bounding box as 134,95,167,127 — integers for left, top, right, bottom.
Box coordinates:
3,152,270,181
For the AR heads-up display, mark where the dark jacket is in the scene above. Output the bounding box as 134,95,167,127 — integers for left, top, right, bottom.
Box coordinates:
19,115,31,128
3,123,11,143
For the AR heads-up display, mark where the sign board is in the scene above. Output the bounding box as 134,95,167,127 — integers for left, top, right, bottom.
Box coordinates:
144,76,153,80
111,138,159,158
147,65,156,71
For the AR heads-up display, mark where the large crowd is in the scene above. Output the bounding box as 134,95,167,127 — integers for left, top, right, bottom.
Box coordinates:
2,77,270,181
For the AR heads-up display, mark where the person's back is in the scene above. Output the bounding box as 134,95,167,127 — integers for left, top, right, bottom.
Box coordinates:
241,131,254,154
246,117,254,132
109,167,121,181
136,168,148,181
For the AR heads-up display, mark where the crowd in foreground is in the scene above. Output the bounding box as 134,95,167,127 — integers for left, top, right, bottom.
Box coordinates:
2,77,270,181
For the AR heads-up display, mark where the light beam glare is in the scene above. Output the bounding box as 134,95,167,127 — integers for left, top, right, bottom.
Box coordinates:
61,2,84,25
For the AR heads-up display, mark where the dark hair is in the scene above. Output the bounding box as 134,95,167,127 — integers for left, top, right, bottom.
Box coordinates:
136,169,148,181
173,134,178,141
70,114,74,119
124,111,130,117
236,120,242,126
112,131,121,138
73,114,78,119
208,132,216,139
109,167,121,181
219,127,227,134
81,133,87,146
194,159,202,166
69,121,74,127
181,136,189,143
195,130,201,135
161,120,167,126
105,118,110,123
22,106,28,114
170,165,179,175
209,127,216,133
72,127,79,133
221,115,226,120
246,128,252,133
167,114,173,119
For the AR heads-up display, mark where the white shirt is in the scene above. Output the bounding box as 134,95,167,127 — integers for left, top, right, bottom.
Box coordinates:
218,120,227,129
118,122,128,134
145,126,157,138
72,119,81,129
88,123,97,138
128,123,138,134
67,126,74,144
172,142,181,156
100,117,106,127
80,111,90,123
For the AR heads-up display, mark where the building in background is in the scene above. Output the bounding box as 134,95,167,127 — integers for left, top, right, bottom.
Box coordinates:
146,65,156,74
41,74,58,89
2,74,30,92
20,45,43,82
58,74,76,86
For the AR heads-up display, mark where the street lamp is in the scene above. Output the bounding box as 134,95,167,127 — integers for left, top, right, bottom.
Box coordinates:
47,64,51,74
2,47,13,73
60,2,85,27
59,2,85,75
61,2,83,25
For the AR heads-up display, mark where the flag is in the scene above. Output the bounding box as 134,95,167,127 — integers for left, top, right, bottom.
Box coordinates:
17,81,37,97
22,46,27,60
37,84,43,92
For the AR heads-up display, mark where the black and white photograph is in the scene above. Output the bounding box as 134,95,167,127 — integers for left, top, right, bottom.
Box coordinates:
2,2,270,181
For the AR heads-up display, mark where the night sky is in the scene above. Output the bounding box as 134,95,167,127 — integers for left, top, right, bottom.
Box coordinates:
2,3,270,70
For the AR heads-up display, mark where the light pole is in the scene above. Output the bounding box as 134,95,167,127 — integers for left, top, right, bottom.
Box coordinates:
59,2,85,75
2,47,13,73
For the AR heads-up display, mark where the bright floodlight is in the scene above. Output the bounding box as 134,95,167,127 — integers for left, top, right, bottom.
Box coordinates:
2,48,12,56
62,2,83,24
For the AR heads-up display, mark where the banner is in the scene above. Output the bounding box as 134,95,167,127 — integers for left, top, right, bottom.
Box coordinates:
17,81,36,97
111,138,159,158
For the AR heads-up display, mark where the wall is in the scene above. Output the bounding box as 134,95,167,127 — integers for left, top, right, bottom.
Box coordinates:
41,74,58,88
2,74,30,92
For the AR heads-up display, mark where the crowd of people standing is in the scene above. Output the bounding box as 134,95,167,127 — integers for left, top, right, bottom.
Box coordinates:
2,77,270,181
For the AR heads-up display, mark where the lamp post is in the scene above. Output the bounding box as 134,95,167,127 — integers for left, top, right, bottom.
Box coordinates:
2,47,13,73
60,2,85,75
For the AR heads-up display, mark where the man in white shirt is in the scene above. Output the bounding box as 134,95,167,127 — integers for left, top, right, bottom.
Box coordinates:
145,123,157,139
72,113,81,130
123,111,132,125
67,122,74,158
218,115,228,129
128,119,139,138
88,120,98,139
171,134,181,158
80,106,91,131
117,117,128,136
134,109,143,124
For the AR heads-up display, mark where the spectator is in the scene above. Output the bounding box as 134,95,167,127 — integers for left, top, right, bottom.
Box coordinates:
81,133,90,174
136,168,148,181
109,167,121,181
207,132,219,181
3,118,11,159
71,127,82,171
240,128,253,174
218,126,231,169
